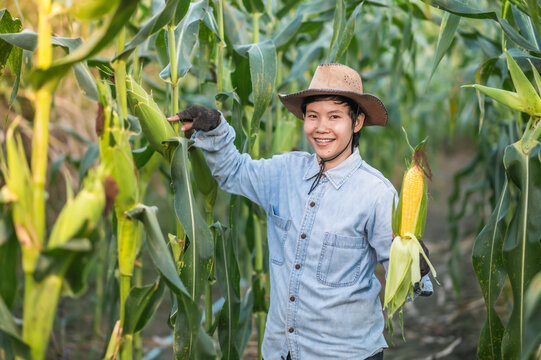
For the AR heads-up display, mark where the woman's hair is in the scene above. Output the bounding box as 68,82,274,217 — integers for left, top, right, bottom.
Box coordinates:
301,95,363,148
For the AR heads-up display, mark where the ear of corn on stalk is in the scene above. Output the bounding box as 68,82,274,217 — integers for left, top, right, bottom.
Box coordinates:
126,75,176,159
384,142,437,338
464,51,541,117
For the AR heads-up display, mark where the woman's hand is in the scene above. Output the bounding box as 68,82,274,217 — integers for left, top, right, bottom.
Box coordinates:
167,104,221,132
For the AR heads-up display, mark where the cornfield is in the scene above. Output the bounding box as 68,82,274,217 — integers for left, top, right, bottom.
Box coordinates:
0,0,540,359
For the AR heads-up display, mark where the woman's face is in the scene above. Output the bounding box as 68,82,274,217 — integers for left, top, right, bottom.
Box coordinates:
303,100,364,170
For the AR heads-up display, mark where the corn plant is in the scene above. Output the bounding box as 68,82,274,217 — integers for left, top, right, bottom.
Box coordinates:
422,1,541,358
0,0,508,359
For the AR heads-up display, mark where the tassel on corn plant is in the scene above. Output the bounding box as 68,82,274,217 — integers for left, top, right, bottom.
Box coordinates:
384,137,437,338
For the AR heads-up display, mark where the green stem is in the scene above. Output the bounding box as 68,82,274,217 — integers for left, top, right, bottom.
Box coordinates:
134,257,143,360
120,275,132,360
205,206,214,333
257,311,266,360
168,23,180,134
115,27,128,123
253,12,261,43
217,0,225,99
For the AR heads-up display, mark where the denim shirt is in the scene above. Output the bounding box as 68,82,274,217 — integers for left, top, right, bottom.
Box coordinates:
194,119,398,360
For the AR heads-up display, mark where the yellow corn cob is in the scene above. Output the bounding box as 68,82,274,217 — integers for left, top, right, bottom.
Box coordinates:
399,163,425,236
384,142,437,340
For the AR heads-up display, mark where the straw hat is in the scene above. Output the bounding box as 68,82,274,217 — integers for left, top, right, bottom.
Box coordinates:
278,63,387,126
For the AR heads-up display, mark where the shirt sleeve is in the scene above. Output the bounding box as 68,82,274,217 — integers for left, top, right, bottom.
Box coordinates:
192,116,282,209
366,183,397,273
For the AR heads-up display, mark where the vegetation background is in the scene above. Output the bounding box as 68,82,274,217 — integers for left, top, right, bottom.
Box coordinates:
1,0,540,359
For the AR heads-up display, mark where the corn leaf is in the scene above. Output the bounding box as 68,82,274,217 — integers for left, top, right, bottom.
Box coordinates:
522,271,541,360
465,84,525,114
242,0,265,13
71,0,120,20
429,12,460,81
505,51,541,115
0,9,21,75
272,14,303,49
213,223,241,360
168,138,213,302
160,0,219,81
0,220,17,310
189,148,218,208
123,278,165,334
126,204,191,299
472,179,509,360
501,142,541,359
329,1,363,63
0,295,31,359
118,0,181,59
27,0,138,90
248,39,277,154
0,9,22,106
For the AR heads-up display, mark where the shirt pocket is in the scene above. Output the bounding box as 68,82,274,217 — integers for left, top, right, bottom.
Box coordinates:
268,204,292,266
317,232,367,287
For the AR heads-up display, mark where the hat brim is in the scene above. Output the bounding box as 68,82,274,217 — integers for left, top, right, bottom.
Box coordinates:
278,89,388,126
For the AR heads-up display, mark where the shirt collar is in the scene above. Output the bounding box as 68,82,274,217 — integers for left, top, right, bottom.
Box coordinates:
303,150,363,190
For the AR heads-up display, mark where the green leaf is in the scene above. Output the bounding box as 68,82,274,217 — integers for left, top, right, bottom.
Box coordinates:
522,271,541,360
195,326,217,359
272,14,303,49
189,147,218,208
426,0,497,20
27,0,138,90
223,2,249,46
118,0,181,60
33,238,92,282
427,0,541,52
247,39,277,153
0,9,22,76
78,143,100,184
71,0,120,20
0,9,22,106
329,1,363,62
0,224,17,309
160,0,219,81
133,145,156,169
285,36,327,83
0,296,31,359
123,278,165,334
498,17,541,53
126,204,192,299
505,51,541,116
173,296,205,359
429,12,460,81
328,0,345,62
472,180,509,359
501,142,541,359
168,138,213,302
213,223,241,360
526,0,540,43
465,84,525,114
231,50,252,104
242,0,265,13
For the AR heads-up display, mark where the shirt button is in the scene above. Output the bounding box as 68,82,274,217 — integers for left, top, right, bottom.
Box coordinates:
290,296,295,302
289,327,294,333
310,201,315,207
300,233,306,239
295,264,301,270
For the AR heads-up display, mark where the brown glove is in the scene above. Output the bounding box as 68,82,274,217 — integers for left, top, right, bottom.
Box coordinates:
169,104,221,132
